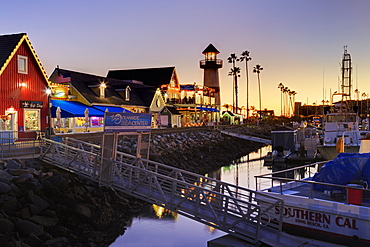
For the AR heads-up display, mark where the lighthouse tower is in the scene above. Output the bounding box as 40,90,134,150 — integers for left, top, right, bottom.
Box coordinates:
200,44,223,107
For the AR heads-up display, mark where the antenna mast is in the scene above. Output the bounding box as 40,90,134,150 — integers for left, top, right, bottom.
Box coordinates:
341,45,352,112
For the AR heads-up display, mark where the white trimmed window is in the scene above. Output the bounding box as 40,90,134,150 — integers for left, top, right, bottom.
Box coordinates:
18,55,28,74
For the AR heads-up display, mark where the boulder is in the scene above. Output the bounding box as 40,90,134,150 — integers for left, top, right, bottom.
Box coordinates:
42,237,69,247
73,203,92,218
0,170,13,183
7,169,31,176
31,215,58,227
0,181,11,193
15,219,44,237
0,219,14,233
6,160,21,169
26,191,50,215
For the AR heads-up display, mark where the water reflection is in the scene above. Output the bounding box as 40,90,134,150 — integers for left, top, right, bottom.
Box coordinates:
110,145,272,247
110,204,225,247
208,145,272,191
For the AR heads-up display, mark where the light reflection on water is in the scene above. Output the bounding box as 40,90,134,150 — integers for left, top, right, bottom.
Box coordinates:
110,145,272,247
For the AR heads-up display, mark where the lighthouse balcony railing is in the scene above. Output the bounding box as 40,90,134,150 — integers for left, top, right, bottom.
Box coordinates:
199,59,223,68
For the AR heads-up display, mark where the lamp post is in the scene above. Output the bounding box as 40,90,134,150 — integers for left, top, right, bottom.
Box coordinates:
45,87,52,138
253,64,263,124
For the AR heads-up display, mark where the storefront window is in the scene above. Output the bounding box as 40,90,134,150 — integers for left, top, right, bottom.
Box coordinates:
91,117,103,126
0,113,14,131
24,109,40,131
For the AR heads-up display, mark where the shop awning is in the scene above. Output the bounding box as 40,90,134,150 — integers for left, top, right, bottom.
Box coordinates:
196,107,219,112
50,106,75,118
92,105,132,113
50,100,105,118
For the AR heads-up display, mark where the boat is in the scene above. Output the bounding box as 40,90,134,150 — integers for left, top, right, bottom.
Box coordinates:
317,111,368,160
316,47,370,160
255,137,370,246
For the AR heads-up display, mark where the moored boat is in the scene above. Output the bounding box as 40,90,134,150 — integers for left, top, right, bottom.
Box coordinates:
317,111,368,160
255,149,370,246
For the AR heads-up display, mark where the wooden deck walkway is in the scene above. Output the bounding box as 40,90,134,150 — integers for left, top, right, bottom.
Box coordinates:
219,130,272,145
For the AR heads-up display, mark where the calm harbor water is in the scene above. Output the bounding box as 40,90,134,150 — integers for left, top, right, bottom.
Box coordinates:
110,146,272,247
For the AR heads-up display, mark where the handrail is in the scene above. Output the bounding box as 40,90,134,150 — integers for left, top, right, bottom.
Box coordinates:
255,162,370,197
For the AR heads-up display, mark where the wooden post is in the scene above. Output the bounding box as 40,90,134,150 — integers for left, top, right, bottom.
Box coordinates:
100,133,117,184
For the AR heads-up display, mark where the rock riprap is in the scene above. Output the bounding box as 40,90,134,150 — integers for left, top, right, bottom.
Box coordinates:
117,127,270,174
0,159,144,247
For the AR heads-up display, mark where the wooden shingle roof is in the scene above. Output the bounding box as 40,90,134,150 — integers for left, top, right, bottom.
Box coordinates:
107,66,175,87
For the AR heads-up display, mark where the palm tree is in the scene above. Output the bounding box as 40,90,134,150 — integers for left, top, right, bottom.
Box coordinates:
283,86,289,117
253,64,263,123
285,87,290,117
278,83,284,117
240,50,252,120
250,105,256,118
289,90,297,116
228,67,241,113
222,103,231,112
228,54,239,113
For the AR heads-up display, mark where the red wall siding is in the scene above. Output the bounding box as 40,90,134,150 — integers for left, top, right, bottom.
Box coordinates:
0,41,49,131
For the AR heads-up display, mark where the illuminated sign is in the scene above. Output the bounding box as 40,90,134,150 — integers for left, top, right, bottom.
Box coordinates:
180,85,195,91
50,83,69,99
20,100,43,109
104,112,151,132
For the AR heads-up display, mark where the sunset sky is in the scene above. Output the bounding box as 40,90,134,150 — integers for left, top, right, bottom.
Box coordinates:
2,0,370,114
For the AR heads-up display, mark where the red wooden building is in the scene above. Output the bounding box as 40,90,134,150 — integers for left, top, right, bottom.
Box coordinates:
0,33,50,133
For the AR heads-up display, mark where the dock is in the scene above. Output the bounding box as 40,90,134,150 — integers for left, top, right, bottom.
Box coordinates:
219,130,272,145
263,137,323,167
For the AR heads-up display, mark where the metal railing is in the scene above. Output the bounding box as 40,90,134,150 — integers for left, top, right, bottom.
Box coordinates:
39,137,284,244
0,130,45,159
255,161,370,202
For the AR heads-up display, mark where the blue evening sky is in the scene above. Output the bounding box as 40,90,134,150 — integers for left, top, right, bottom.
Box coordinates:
2,0,370,113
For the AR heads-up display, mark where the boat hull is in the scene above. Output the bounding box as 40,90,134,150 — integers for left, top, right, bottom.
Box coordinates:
317,145,359,160
257,192,370,246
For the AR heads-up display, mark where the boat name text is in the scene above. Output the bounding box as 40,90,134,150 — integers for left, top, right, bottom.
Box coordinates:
275,206,358,230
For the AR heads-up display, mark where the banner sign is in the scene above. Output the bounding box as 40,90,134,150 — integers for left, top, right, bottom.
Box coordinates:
180,85,195,91
104,112,152,132
20,100,43,109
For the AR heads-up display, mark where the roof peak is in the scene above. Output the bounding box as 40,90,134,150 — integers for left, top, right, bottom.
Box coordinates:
202,44,220,54
0,33,27,37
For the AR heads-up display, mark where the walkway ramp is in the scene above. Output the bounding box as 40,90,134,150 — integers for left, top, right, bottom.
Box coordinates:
37,137,328,246
220,130,272,145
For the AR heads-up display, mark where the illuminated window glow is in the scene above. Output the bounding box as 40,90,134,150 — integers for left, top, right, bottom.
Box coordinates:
24,109,40,131
100,83,106,98
125,86,131,101
205,52,216,61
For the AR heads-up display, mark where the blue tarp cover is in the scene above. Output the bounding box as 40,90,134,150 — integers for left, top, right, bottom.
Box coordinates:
312,153,370,191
